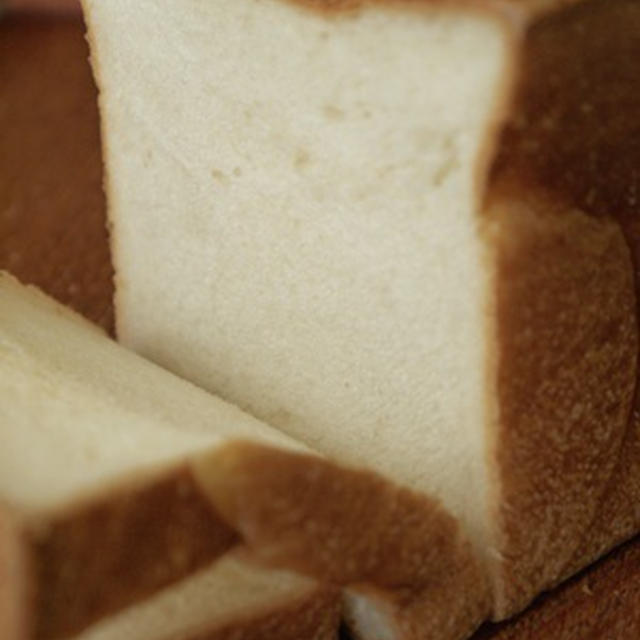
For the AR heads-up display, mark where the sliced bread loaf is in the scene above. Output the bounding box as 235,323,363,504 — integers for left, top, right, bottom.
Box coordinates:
84,0,640,618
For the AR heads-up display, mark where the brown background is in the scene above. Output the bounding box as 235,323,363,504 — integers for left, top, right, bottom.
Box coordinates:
1,15,639,640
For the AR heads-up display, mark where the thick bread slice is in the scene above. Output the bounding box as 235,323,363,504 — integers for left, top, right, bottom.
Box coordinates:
0,272,488,640
84,0,640,621
0,271,299,638
75,550,340,640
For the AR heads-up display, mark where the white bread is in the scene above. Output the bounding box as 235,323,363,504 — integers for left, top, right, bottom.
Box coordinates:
75,550,340,640
0,271,306,638
84,0,640,622
0,271,488,640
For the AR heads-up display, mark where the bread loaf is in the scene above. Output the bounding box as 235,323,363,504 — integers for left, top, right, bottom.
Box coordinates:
83,0,640,622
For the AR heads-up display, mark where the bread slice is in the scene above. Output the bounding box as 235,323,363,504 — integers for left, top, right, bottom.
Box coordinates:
75,550,340,640
84,0,640,620
0,271,488,640
0,271,305,638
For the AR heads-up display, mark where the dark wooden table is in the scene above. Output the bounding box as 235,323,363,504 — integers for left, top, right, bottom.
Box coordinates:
1,15,639,640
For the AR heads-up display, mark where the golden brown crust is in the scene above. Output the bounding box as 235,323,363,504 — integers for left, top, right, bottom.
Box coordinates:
483,184,637,617
484,0,640,617
10,467,238,639
492,0,640,588
195,442,491,640
562,417,640,580
191,584,341,640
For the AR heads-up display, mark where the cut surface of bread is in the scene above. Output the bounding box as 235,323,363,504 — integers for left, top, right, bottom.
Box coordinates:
0,272,489,640
84,0,640,622
75,551,340,640
0,273,301,513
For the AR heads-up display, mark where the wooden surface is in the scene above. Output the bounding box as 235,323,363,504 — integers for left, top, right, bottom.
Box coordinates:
1,15,639,640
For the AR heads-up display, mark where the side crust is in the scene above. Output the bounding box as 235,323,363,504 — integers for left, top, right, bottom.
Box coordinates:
195,442,491,640
280,0,584,20
13,467,238,639
486,0,640,617
484,184,637,617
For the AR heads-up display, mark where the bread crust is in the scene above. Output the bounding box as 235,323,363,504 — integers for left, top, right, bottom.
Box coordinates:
195,442,491,640
485,0,640,617
483,185,637,617
3,467,238,639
